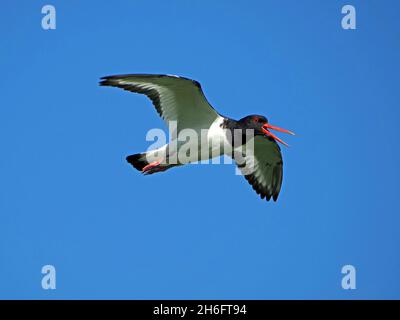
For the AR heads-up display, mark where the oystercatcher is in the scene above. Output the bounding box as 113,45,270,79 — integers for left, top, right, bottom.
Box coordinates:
99,74,294,201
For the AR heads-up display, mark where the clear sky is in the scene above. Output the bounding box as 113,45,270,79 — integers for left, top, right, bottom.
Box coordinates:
1,0,399,299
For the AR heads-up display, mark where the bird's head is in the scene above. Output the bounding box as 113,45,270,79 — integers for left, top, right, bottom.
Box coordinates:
239,115,295,147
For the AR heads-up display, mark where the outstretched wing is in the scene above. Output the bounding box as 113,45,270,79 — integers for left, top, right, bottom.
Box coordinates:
235,136,284,201
99,74,219,132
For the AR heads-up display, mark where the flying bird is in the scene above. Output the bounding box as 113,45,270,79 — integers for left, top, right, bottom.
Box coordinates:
99,74,294,201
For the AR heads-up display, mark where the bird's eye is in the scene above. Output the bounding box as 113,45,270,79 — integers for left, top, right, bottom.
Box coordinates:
254,117,259,123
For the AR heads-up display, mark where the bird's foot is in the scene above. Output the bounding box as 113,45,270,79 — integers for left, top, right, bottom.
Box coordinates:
142,160,173,175
142,161,161,173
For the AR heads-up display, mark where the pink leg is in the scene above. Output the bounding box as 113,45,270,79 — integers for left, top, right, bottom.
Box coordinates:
142,161,161,173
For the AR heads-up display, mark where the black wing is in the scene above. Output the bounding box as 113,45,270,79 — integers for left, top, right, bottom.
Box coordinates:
236,136,284,201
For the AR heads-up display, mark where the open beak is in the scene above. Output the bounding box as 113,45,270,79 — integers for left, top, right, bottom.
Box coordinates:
262,123,295,147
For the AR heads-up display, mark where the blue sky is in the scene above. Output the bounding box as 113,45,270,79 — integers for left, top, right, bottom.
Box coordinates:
1,0,399,299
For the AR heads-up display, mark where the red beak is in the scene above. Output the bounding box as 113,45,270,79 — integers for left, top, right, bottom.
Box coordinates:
262,123,295,147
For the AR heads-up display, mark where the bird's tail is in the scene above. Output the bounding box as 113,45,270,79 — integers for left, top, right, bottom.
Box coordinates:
126,151,176,175
126,153,150,172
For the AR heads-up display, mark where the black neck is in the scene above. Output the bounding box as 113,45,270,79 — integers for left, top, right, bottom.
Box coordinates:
221,117,253,148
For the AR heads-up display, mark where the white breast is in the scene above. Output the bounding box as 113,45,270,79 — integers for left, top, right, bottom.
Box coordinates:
166,116,229,164
205,116,229,160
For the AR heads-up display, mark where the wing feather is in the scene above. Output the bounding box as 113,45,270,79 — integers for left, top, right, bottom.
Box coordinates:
236,136,284,201
99,74,219,132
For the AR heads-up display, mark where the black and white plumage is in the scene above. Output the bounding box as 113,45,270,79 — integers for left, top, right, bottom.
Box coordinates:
99,74,294,201
235,135,283,201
